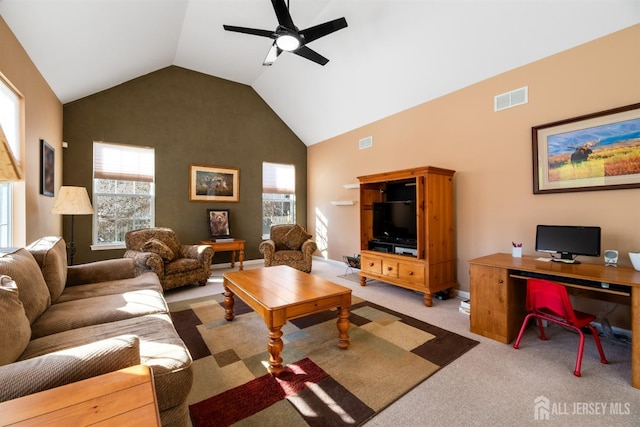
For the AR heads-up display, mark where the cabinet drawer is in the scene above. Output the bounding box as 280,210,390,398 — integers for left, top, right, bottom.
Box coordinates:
362,256,382,275
382,261,399,278
397,261,424,284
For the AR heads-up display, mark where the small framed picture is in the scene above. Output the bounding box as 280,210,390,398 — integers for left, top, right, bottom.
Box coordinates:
189,164,239,202
208,209,231,238
40,139,54,197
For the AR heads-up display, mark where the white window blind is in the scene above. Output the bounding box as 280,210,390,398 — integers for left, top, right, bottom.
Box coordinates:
94,142,154,182
262,162,295,194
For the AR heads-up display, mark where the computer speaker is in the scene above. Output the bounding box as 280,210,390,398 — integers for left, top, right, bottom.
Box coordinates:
604,249,618,266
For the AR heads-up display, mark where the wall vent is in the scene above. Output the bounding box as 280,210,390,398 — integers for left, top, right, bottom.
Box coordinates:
359,136,373,150
494,86,528,112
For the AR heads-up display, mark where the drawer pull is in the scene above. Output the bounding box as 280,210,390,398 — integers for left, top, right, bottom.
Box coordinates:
498,279,504,284
369,262,375,267
387,266,393,271
408,271,414,276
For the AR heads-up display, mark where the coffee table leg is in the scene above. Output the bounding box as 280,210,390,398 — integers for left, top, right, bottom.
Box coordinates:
267,327,284,376
337,307,350,349
224,288,235,321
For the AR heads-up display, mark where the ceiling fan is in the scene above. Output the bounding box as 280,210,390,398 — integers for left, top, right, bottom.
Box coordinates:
223,0,348,66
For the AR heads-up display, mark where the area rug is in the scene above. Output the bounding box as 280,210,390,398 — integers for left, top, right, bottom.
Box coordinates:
168,294,478,427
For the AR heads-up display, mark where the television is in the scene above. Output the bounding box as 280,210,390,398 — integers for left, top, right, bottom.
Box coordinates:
372,201,417,243
535,225,601,264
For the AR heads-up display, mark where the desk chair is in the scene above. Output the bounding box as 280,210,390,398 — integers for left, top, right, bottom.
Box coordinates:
513,278,608,377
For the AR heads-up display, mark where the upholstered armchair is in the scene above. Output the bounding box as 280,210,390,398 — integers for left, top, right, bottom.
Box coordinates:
259,224,317,273
124,227,214,291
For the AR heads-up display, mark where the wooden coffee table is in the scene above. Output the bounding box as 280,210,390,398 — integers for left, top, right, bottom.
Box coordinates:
223,265,351,375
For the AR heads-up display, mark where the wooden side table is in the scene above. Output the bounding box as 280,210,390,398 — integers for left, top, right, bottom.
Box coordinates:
0,364,161,426
200,239,245,270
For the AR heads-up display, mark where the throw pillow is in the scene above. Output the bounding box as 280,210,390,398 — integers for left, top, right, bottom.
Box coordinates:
0,275,31,366
26,236,68,302
283,225,312,250
142,238,175,262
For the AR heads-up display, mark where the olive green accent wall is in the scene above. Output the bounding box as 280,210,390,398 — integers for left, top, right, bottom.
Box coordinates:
63,66,307,265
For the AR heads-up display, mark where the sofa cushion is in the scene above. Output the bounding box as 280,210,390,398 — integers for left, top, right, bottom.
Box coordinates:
0,276,31,366
0,248,51,324
56,272,161,304
21,313,193,413
30,288,168,339
142,238,175,263
283,224,312,250
26,236,68,302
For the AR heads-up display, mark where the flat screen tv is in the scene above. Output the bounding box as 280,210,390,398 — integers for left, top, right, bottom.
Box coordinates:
372,201,417,243
535,225,601,264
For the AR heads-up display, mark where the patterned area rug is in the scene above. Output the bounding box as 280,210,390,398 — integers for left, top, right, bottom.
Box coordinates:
168,294,478,427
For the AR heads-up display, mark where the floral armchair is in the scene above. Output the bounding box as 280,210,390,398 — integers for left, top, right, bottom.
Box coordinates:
124,227,214,290
259,224,317,273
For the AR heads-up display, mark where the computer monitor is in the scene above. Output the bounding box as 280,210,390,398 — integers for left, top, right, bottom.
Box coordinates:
535,225,601,264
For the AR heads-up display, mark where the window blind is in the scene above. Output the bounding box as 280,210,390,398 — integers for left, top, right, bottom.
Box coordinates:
94,142,154,182
262,162,295,194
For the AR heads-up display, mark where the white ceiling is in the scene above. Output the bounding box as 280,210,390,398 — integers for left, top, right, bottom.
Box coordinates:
1,0,639,146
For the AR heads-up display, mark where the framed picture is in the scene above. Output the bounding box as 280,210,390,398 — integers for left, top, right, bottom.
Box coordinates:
40,139,54,197
189,164,239,202
208,209,231,238
533,103,640,194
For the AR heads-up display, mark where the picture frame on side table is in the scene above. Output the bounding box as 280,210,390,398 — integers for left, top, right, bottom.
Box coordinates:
189,164,239,202
208,209,232,239
532,102,640,194
40,139,54,197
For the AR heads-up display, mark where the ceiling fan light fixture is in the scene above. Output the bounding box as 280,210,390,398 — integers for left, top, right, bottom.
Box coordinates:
275,34,300,51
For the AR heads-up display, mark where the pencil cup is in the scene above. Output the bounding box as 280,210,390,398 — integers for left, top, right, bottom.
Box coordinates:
512,247,522,258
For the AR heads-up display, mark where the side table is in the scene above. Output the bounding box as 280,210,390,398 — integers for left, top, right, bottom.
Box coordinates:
200,239,245,270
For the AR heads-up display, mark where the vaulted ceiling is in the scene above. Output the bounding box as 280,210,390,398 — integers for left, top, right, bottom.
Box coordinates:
1,1,638,145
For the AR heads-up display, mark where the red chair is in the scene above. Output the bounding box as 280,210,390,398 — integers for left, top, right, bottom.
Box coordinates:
513,278,608,377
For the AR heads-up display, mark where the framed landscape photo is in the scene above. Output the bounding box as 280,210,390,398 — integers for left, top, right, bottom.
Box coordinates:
532,103,640,194
189,164,239,202
40,139,54,197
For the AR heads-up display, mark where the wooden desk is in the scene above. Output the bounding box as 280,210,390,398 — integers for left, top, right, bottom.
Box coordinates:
201,239,245,270
0,365,160,426
468,253,640,389
223,265,351,375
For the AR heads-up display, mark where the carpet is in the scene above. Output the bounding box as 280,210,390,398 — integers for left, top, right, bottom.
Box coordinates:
169,294,478,427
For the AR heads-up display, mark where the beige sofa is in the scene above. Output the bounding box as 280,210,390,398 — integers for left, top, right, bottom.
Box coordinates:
0,236,193,427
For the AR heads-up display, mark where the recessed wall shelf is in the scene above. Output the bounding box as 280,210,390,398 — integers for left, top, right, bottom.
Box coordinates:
330,200,356,206
343,183,360,189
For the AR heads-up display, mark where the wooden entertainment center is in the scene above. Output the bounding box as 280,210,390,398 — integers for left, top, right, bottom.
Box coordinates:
357,166,456,307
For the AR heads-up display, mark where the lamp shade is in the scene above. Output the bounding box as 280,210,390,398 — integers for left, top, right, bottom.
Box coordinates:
0,123,22,182
51,186,94,215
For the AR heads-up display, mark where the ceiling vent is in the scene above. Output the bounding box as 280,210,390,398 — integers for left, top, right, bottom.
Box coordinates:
494,86,528,112
359,136,373,150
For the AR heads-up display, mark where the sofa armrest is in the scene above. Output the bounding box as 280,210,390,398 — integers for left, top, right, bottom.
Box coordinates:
181,245,214,265
259,240,276,263
66,258,136,287
0,335,140,402
123,250,164,279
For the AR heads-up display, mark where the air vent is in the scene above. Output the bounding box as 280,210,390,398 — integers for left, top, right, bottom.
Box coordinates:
359,136,373,150
494,86,528,112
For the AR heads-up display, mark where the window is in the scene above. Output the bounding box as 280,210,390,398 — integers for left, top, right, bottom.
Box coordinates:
262,162,295,238
93,142,155,248
0,76,21,247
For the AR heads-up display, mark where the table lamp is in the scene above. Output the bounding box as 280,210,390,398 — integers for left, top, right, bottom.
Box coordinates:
51,186,94,265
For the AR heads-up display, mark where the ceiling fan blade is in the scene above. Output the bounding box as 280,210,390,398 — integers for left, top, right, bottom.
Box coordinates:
293,46,329,66
299,17,347,43
271,0,296,29
223,25,274,38
263,42,282,66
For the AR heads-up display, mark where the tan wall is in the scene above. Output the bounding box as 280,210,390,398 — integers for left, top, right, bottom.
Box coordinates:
0,17,63,245
308,24,640,327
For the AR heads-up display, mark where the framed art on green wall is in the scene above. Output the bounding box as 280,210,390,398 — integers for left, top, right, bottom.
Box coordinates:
189,164,239,202
40,139,54,197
